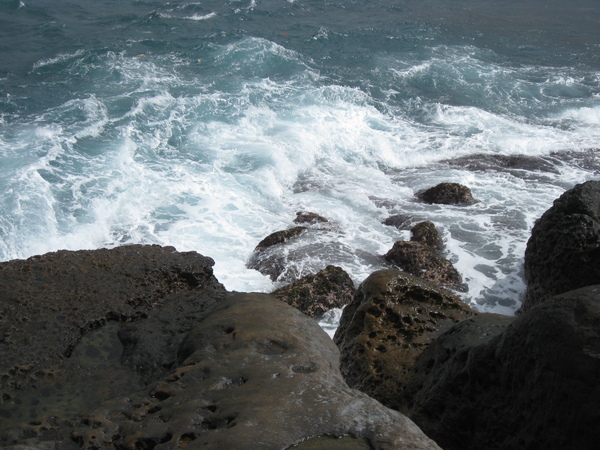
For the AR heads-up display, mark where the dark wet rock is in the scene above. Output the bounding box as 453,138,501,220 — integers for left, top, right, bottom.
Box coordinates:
254,226,307,250
382,214,415,229
293,211,329,224
0,245,228,446
66,294,441,449
384,241,464,291
406,285,600,450
522,180,600,312
410,221,443,250
247,226,310,281
416,182,477,205
334,270,475,412
445,153,560,174
271,265,355,318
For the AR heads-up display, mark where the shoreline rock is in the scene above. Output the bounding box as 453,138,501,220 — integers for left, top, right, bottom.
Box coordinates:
522,180,600,311
334,270,476,412
271,265,355,318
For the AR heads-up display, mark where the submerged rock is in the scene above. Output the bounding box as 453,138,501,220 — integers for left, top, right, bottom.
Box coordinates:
69,294,440,449
522,180,600,311
293,211,329,224
334,270,475,412
416,182,477,205
271,265,355,317
382,214,415,230
406,285,600,450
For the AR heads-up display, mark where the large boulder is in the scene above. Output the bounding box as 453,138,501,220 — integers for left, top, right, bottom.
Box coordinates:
522,180,600,311
271,265,355,318
334,270,476,412
65,294,439,449
405,285,600,450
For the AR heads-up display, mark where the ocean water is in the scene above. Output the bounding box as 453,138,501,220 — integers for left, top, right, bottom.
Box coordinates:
1,0,599,323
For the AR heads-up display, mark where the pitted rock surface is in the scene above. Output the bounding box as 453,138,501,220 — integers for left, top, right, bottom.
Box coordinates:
410,221,443,250
68,294,440,449
0,245,227,446
334,270,475,412
271,265,355,317
384,241,464,291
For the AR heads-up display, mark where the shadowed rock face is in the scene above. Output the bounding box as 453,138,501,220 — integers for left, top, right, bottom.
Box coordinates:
406,286,600,450
522,180,600,311
69,294,440,449
334,270,475,412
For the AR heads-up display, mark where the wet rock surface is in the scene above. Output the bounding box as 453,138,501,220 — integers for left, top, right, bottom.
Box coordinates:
410,221,443,250
416,182,477,205
334,270,476,412
522,180,600,311
406,286,600,450
271,265,354,318
293,211,329,224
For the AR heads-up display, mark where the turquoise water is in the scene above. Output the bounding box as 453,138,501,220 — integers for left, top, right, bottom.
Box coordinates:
1,0,599,315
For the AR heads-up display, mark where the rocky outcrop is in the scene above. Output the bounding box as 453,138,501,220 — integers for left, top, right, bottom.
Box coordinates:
522,180,600,311
0,245,226,392
410,221,443,250
271,265,354,317
405,285,600,450
384,220,464,291
0,245,229,446
334,270,476,412
0,247,440,449
416,182,477,205
2,292,441,449
247,226,308,281
253,226,307,250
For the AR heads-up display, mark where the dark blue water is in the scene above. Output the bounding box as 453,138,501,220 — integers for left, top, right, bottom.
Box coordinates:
1,0,599,320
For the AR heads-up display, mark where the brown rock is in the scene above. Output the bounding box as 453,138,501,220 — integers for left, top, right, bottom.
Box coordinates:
384,241,465,291
271,265,355,317
0,245,227,446
410,221,443,250
416,182,477,205
334,269,476,412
